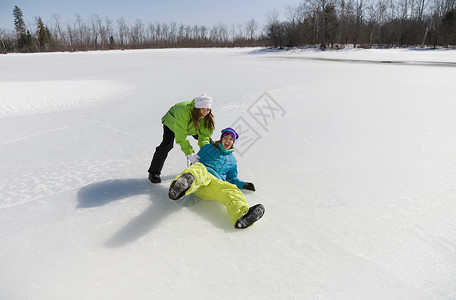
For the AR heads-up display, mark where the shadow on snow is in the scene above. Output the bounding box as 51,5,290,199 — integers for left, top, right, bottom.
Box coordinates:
76,176,234,248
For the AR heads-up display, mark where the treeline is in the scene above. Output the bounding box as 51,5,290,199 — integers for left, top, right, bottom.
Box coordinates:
0,6,265,53
267,0,456,49
1,1,456,54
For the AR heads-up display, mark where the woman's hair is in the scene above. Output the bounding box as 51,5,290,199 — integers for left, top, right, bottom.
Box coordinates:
191,108,215,132
213,141,222,149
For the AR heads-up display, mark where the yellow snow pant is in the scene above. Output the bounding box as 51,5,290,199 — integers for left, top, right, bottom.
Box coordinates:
171,162,250,225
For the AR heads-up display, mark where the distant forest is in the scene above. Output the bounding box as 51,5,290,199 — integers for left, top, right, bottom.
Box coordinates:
1,0,456,53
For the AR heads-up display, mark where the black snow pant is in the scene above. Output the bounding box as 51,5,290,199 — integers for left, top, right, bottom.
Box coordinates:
148,125,213,175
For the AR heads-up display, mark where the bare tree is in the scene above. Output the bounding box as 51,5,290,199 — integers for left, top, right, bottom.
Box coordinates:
0,29,10,53
416,0,428,20
105,17,114,48
367,0,387,46
266,9,285,47
246,19,259,40
52,14,67,50
161,23,170,45
130,19,145,47
89,14,100,48
118,17,128,47
66,21,75,50
353,0,365,46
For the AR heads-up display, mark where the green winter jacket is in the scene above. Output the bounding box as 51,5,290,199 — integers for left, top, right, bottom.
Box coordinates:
161,100,213,155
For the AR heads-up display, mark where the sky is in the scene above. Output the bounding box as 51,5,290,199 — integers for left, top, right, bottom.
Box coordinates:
0,0,302,31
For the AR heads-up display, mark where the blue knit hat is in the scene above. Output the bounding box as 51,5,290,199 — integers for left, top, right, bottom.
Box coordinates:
221,127,239,143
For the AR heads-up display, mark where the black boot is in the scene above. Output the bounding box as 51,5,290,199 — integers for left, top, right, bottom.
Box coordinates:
234,204,265,229
148,172,161,184
168,173,194,200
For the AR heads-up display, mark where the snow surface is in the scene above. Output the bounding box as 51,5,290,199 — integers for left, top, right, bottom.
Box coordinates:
1,48,456,299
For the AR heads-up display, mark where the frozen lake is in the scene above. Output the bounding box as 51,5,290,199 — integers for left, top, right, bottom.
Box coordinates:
1,47,456,299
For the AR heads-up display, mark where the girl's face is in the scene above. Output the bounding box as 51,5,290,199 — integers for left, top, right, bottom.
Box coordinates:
199,108,211,119
221,134,234,150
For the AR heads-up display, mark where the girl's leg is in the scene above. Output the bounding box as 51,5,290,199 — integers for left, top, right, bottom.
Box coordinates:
148,125,174,175
195,179,250,225
169,162,212,197
170,163,250,225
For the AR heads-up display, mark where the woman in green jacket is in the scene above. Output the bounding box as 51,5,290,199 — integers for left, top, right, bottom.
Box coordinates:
148,93,215,183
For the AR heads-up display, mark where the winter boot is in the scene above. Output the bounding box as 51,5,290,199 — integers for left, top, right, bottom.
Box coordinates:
234,204,265,229
148,172,161,184
168,173,194,200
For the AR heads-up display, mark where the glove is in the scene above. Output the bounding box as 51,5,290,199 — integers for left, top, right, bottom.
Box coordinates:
186,153,200,164
243,182,255,191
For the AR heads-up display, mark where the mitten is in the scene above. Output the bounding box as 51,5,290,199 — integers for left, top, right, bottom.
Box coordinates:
243,182,255,191
186,153,200,164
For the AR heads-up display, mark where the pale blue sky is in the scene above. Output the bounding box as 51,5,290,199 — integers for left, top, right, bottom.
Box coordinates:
1,0,302,31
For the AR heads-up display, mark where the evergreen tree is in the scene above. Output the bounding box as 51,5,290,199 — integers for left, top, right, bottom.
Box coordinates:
17,30,37,52
36,17,52,51
442,9,456,45
109,35,116,49
13,6,26,35
13,6,36,52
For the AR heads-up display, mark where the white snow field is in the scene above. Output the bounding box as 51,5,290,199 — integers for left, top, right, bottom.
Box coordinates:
1,47,456,299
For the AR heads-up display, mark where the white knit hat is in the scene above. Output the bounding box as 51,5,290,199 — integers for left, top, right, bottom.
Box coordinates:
194,93,212,109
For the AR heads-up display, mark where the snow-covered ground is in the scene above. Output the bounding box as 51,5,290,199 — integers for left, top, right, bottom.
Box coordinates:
1,48,456,299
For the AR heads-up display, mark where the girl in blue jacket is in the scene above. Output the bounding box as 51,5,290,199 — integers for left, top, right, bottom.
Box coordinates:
168,128,265,229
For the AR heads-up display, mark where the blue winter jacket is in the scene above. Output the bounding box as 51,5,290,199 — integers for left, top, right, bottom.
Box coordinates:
197,143,246,189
